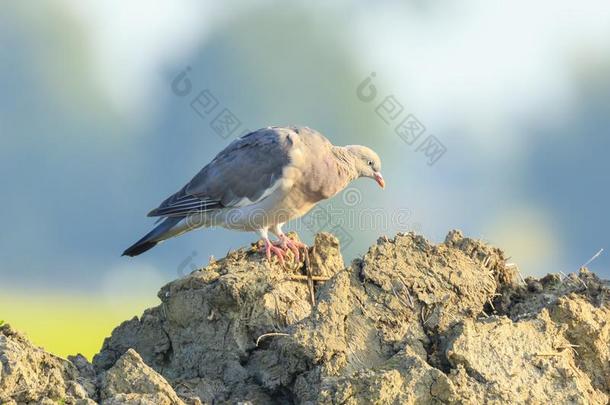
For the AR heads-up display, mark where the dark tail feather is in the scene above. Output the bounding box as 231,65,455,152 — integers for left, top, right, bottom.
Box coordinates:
122,217,183,257
122,239,159,257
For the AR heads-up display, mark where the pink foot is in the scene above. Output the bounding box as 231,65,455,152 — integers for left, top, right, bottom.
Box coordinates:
275,234,307,262
260,238,285,265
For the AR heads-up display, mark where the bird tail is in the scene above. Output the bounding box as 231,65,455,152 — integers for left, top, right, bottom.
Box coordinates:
122,217,184,257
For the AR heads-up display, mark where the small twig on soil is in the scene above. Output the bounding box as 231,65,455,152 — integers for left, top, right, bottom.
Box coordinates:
256,332,290,347
506,261,525,285
581,248,604,269
569,364,582,377
396,275,415,308
576,277,589,290
536,344,581,361
160,302,168,321
304,247,316,307
556,343,581,357
391,284,412,309
175,381,195,395
516,269,527,286
289,275,330,282
404,289,415,309
421,306,431,326
533,350,582,377
560,270,588,290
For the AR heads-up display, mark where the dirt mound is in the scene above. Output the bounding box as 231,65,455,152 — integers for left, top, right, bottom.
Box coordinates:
0,325,96,404
1,230,609,404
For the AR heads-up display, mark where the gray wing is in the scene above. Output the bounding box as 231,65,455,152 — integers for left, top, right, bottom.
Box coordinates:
148,127,295,218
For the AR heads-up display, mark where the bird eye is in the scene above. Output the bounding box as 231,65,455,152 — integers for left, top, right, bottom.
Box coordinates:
367,160,373,166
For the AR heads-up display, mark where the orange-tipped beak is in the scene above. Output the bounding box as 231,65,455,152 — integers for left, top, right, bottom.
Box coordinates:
374,172,385,189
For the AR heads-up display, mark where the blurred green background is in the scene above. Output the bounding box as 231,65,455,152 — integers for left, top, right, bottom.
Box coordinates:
1,1,609,359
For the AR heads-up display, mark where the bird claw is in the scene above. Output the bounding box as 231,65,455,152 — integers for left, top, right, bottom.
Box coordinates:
275,235,307,263
260,239,285,266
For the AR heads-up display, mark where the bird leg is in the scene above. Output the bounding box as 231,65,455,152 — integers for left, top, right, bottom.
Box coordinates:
260,237,285,265
275,233,307,262
257,228,285,265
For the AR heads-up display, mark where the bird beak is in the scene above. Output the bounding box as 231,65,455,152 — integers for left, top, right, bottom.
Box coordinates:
374,172,385,189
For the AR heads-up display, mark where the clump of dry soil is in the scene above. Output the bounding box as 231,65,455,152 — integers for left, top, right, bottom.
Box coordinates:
1,230,609,404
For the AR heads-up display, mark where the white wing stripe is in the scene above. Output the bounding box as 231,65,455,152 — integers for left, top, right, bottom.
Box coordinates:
227,178,282,207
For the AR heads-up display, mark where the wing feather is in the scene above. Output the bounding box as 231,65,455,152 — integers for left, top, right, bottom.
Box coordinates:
147,127,295,218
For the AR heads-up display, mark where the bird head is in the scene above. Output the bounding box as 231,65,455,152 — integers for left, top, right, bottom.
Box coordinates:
345,145,385,189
